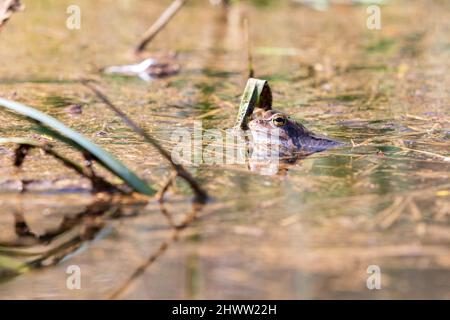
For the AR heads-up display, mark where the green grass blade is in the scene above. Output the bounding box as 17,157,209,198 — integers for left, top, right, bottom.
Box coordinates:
234,78,272,130
0,97,155,195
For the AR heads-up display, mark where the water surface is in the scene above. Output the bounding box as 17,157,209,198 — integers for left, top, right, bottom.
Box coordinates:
0,0,449,299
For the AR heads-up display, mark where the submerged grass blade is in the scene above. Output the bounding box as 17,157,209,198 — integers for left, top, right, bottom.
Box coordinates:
0,97,155,195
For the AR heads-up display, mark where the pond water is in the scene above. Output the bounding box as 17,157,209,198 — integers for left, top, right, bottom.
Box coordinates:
0,0,449,299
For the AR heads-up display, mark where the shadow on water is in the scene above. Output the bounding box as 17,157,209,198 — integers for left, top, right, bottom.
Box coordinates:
0,191,205,299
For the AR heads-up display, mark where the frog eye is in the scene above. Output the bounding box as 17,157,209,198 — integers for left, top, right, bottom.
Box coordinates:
272,114,287,127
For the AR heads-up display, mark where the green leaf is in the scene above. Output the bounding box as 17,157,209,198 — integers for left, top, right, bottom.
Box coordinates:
234,78,272,130
0,97,155,195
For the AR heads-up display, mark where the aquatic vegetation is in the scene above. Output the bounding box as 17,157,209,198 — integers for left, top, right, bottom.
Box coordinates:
104,56,180,81
234,78,272,130
81,81,208,203
0,98,155,195
0,0,449,300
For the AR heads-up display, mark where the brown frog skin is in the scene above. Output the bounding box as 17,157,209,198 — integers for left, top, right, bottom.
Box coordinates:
248,109,342,158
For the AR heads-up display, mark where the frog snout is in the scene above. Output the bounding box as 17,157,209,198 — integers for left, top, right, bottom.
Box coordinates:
248,119,265,130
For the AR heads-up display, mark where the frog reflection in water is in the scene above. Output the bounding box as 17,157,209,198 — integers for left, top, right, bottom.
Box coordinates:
247,109,342,174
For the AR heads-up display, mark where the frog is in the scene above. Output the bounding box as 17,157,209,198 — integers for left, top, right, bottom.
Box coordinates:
248,109,342,158
244,108,342,174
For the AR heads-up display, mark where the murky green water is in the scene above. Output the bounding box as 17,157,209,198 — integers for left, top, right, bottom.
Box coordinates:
0,0,449,299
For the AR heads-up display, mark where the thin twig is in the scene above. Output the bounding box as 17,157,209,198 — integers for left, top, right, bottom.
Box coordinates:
7,140,118,192
135,0,188,55
396,146,450,162
156,171,178,203
243,17,254,78
81,81,208,203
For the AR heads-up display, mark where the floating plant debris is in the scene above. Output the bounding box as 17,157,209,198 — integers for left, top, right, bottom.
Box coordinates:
104,56,180,81
0,0,23,30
